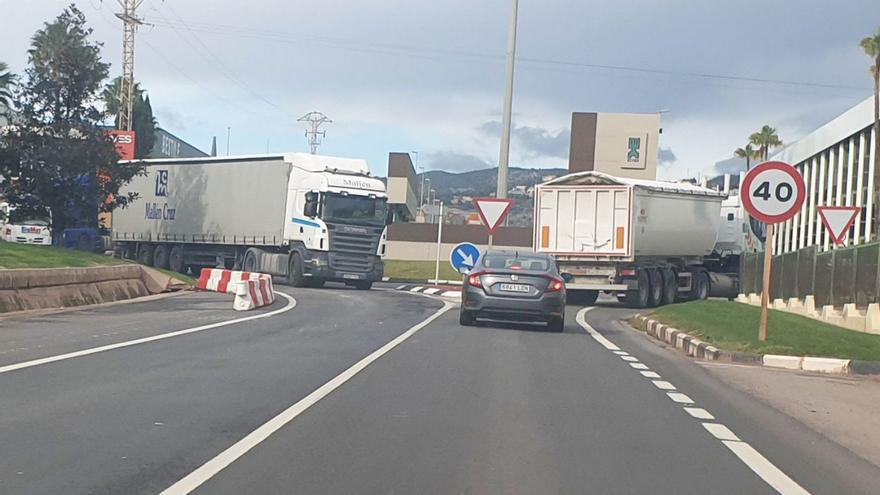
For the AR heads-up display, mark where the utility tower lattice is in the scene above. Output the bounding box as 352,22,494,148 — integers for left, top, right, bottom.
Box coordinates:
115,0,145,131
297,112,332,154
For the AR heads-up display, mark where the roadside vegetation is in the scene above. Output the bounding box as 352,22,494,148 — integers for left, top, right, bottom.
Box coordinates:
384,260,462,281
650,300,880,362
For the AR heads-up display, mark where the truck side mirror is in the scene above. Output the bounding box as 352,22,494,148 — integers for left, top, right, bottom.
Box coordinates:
303,192,318,218
561,273,574,283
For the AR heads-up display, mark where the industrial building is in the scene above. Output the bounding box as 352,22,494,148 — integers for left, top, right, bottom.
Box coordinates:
569,111,662,180
770,96,878,254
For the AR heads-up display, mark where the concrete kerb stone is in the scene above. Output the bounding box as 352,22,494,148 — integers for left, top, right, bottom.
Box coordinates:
627,314,879,376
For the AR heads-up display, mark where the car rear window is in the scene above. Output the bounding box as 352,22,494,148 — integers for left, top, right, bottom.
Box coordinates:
483,255,550,271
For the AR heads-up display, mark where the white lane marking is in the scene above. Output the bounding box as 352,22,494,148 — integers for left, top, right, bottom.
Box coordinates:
652,380,676,390
0,292,297,375
576,305,811,495
667,392,695,404
575,308,620,351
620,355,639,362
395,285,407,290
613,351,629,355
702,423,740,441
722,440,811,495
684,407,715,420
410,286,424,292
422,288,441,295
160,301,453,495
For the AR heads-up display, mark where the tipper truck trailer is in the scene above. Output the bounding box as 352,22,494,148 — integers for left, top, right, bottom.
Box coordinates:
113,153,389,289
534,171,756,308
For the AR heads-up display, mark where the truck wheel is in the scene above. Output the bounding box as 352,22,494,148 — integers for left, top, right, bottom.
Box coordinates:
287,253,308,287
647,269,663,307
691,271,709,301
354,281,373,290
661,267,677,305
153,244,170,269
169,245,185,273
627,270,651,309
137,244,155,266
243,249,259,272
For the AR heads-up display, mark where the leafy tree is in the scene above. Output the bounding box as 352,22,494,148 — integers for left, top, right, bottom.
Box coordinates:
861,27,880,240
0,62,14,111
734,143,761,170
749,125,783,161
0,5,144,241
103,76,157,158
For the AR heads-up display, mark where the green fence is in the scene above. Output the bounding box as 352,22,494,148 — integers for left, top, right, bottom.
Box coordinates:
741,242,880,307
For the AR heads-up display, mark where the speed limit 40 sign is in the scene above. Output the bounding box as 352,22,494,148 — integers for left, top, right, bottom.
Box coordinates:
741,161,806,224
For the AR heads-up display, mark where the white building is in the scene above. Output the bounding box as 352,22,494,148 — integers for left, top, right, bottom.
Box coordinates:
771,96,877,254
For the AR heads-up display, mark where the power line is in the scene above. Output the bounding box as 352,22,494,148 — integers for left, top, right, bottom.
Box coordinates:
142,16,869,94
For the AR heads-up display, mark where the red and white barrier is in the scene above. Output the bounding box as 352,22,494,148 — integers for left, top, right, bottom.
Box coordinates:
197,268,275,311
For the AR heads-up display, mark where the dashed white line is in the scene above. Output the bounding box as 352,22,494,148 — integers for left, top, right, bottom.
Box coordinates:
722,441,811,495
667,392,695,404
613,350,629,355
0,292,297,375
620,355,639,362
629,362,649,370
160,301,453,495
410,286,424,292
702,423,740,441
640,370,661,378
684,407,715,420
422,288,441,295
651,380,676,390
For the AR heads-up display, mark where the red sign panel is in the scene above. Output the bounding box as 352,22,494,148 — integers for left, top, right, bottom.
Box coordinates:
108,130,137,160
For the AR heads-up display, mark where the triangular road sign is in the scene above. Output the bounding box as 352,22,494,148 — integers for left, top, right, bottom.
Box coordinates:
473,197,515,234
817,206,860,246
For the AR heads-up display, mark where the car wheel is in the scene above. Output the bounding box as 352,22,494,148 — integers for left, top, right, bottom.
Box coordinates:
548,315,565,332
459,309,476,326
287,253,308,287
627,270,651,309
153,244,170,270
647,268,663,307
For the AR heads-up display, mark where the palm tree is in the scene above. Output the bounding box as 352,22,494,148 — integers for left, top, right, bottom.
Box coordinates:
0,62,14,112
749,125,783,161
861,27,880,240
734,144,761,170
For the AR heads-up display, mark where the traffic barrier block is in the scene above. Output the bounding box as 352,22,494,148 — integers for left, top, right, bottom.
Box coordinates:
747,293,761,306
866,304,880,335
840,304,866,332
803,295,817,317
197,268,274,311
735,294,749,304
772,298,786,310
802,357,851,374
820,305,842,325
763,354,803,370
786,298,804,315
232,277,275,311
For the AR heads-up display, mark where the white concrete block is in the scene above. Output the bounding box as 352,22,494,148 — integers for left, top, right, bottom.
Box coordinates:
803,295,817,317
771,298,786,310
735,294,749,304
866,304,880,335
786,298,804,315
747,293,761,306
801,357,851,374
840,304,866,332
763,354,803,370
820,305,842,325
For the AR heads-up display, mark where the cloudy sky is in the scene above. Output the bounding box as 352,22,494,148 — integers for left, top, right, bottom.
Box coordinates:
2,0,878,178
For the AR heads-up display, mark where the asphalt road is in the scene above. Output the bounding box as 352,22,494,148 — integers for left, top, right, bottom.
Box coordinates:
1,288,879,494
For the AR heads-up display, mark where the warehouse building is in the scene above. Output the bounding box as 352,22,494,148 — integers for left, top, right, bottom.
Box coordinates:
771,96,877,254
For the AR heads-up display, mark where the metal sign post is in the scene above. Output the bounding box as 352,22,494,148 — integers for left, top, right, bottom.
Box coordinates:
741,161,806,342
434,202,443,284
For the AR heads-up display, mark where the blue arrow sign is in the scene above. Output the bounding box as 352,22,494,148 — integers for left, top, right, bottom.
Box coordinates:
450,242,481,274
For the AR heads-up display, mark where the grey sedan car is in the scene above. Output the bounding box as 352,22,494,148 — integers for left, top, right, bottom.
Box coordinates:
459,250,567,331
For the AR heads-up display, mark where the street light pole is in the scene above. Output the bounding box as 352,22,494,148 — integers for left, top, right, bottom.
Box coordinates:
495,0,519,200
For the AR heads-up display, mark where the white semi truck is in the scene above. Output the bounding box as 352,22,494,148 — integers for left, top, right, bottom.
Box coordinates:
113,153,389,289
534,171,759,307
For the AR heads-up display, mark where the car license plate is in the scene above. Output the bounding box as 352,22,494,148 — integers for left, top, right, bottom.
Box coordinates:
341,273,361,280
499,283,530,293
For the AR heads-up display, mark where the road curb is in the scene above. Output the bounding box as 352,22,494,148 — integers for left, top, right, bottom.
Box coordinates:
629,314,880,376
393,284,461,300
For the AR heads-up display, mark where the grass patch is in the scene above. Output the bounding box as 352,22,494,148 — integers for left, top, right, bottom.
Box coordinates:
650,300,880,361
0,241,125,269
384,260,463,281
0,241,194,285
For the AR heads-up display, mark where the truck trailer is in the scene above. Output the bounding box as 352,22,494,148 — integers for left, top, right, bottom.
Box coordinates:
113,153,389,289
534,171,755,307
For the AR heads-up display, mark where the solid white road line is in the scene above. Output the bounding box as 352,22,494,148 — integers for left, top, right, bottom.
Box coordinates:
160,301,453,495
667,392,695,404
629,362,649,370
640,370,661,378
702,423,740,441
722,440,811,495
0,292,297,375
684,407,715,420
575,308,620,351
651,380,676,390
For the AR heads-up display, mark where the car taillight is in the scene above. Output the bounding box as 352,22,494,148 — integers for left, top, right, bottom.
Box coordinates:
619,268,637,277
546,278,565,292
468,272,484,288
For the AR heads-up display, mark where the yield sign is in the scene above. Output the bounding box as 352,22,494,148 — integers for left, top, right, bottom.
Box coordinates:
473,197,515,234
817,206,861,246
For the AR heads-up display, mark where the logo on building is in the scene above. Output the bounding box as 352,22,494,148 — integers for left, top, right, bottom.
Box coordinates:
155,170,169,197
627,137,641,163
